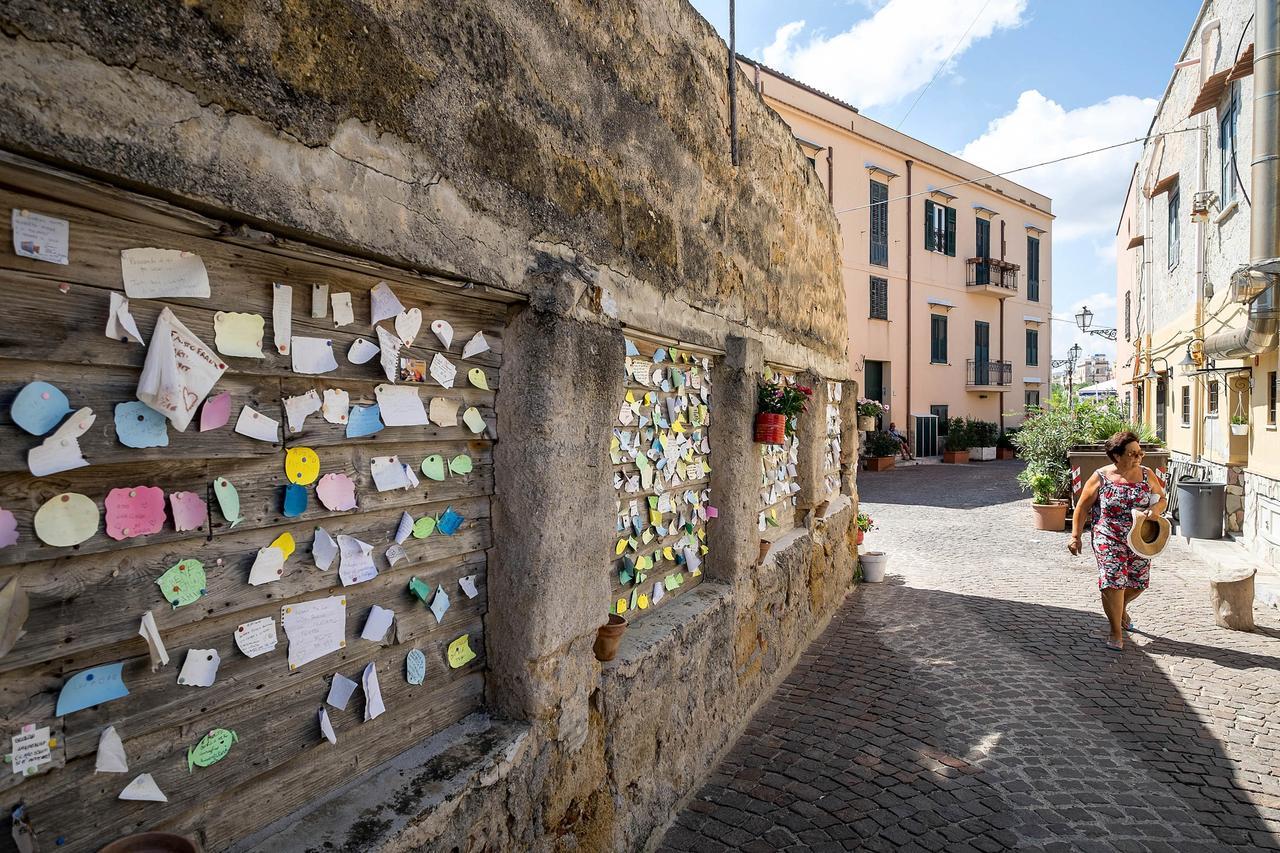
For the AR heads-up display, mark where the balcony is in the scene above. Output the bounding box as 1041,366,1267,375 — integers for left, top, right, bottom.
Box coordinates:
966,359,1013,390
965,257,1019,297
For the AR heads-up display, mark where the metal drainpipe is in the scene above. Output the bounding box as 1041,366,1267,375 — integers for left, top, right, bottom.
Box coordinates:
999,219,1006,434
827,147,834,204
906,160,913,447
1204,0,1280,360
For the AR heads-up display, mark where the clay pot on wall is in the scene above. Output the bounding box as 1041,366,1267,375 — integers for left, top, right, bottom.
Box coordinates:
754,412,786,445
864,456,895,472
758,539,772,562
593,614,628,662
1032,501,1068,531
855,529,865,546
857,415,876,432
943,449,969,464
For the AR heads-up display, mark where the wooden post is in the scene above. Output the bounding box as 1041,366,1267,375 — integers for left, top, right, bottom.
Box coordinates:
1209,568,1256,631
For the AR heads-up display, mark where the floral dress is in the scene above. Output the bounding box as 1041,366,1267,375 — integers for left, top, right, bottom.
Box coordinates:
1090,468,1153,590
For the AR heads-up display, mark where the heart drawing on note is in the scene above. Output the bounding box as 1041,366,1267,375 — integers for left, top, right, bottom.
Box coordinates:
395,309,422,348
182,387,200,413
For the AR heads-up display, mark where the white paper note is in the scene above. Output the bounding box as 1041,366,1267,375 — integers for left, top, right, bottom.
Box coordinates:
428,397,458,427
326,673,358,710
313,526,338,570
319,708,337,745
370,281,405,324
10,726,51,776
430,319,453,349
322,388,350,425
331,291,355,327
291,337,339,374
95,726,129,773
119,773,167,802
235,405,280,443
234,617,278,658
430,586,450,624
106,292,144,344
374,384,428,426
138,611,169,672
363,662,385,721
371,456,417,492
12,209,69,265
248,546,286,585
137,307,226,431
462,331,490,359
311,283,329,318
284,389,322,433
272,282,292,355
121,248,209,298
348,338,378,364
395,511,414,545
386,544,408,566
337,535,378,586
377,325,402,383
27,407,93,477
360,605,395,642
177,648,220,687
282,595,347,670
459,574,479,599
429,353,457,388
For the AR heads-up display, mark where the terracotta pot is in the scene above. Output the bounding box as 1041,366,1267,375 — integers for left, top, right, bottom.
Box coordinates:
856,529,865,546
758,539,772,562
857,415,876,432
864,456,894,472
942,449,969,464
997,446,1016,460
754,412,786,445
100,833,202,853
1032,502,1068,531
593,614,628,662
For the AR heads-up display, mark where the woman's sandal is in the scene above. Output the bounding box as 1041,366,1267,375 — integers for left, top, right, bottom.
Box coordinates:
1105,639,1124,651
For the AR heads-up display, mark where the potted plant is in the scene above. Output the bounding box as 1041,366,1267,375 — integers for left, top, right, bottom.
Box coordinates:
1231,414,1249,436
593,613,628,662
1059,400,1168,501
997,426,1018,460
942,417,970,463
854,511,874,546
857,398,885,432
756,381,812,445
862,430,900,471
1018,466,1069,531
860,550,889,583
968,418,998,462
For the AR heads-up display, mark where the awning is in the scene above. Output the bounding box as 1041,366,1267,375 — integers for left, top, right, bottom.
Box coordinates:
1230,43,1255,82
972,204,999,219
865,162,900,181
1189,67,1232,118
927,186,958,203
1023,315,1043,324
1149,172,1179,198
1126,234,1145,249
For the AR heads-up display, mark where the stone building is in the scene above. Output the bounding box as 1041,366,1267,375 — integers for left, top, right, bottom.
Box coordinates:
0,2,856,851
1115,0,1280,556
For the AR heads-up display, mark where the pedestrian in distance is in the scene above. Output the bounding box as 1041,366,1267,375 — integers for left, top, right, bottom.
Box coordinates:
887,421,913,461
1068,430,1169,650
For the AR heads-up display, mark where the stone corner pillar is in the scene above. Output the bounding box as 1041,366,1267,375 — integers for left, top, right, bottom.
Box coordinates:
708,335,763,584
838,379,860,500
795,370,825,515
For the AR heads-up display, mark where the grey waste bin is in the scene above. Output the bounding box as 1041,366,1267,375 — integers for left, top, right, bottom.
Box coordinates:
1177,481,1226,540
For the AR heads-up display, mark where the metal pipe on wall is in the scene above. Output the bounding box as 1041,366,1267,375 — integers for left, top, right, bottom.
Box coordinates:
906,160,913,445
728,0,738,167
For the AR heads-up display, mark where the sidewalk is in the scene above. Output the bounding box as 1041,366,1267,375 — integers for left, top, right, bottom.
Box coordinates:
1187,535,1280,609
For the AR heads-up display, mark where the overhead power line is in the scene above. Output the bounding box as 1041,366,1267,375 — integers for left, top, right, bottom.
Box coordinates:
895,0,994,130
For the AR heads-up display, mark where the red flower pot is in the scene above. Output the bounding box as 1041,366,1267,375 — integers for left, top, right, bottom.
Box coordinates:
755,412,786,445
856,529,865,545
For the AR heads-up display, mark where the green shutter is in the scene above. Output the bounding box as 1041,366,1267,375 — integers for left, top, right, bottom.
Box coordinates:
924,200,935,252
944,206,957,257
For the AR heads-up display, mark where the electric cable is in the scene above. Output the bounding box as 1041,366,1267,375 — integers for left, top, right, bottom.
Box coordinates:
895,0,994,130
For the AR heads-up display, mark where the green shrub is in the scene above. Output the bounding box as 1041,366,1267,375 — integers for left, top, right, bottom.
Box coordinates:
998,426,1020,449
865,430,902,457
1018,467,1064,504
965,418,999,447
944,417,970,451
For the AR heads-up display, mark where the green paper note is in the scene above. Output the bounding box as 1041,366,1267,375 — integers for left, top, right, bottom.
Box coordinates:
413,516,437,539
157,559,206,609
421,454,446,481
188,728,237,772
664,574,679,591
213,478,243,528
448,454,473,476
408,576,432,603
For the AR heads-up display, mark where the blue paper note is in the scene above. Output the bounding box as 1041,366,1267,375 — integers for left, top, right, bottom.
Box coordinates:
115,401,169,448
282,483,308,518
624,338,639,357
346,405,384,438
406,648,426,685
11,382,71,436
56,662,129,716
437,507,463,536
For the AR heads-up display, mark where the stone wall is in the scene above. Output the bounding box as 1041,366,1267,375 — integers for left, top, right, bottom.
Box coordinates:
0,1,856,850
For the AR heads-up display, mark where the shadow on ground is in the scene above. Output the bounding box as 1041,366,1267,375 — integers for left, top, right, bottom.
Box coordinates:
858,460,1029,510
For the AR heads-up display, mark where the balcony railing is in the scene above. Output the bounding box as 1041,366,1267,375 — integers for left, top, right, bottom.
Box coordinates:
966,359,1013,387
965,257,1019,292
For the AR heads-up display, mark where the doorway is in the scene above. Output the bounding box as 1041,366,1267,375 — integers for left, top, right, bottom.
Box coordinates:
864,359,889,429
1155,374,1168,441
976,217,991,284
974,322,990,385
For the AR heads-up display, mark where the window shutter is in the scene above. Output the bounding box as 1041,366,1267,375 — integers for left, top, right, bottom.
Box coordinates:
869,276,888,320
924,200,935,252
870,181,888,266
944,206,957,256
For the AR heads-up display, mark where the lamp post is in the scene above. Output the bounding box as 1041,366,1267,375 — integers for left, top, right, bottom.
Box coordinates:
1051,342,1083,411
1074,305,1118,341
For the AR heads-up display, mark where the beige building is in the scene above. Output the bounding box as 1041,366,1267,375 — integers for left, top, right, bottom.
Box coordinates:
743,61,1054,456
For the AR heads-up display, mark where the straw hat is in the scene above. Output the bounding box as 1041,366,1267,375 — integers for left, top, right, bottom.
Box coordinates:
1128,509,1171,557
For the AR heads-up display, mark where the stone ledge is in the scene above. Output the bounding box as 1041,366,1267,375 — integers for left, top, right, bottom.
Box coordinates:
604,582,735,679
228,713,530,853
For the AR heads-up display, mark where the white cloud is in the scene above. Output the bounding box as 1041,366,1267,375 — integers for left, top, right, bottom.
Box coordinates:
956,90,1157,243
760,0,1028,109
1052,290,1117,363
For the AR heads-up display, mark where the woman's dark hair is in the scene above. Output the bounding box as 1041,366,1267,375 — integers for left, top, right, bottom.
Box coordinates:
1104,430,1141,462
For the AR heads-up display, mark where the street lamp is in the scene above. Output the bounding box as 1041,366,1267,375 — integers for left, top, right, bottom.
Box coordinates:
1051,343,1083,410
1075,305,1118,341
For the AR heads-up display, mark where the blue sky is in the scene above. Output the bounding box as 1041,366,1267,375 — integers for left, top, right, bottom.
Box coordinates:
689,0,1202,361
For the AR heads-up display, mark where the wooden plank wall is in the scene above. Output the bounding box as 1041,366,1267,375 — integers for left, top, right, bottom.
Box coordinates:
824,381,843,498
759,367,800,540
609,332,715,622
0,161,513,851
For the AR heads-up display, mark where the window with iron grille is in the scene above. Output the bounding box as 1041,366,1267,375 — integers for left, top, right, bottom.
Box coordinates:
1025,328,1039,366
930,314,948,363
870,180,889,267
1124,291,1131,341
1208,379,1219,414
1026,236,1040,302
1270,372,1277,425
869,276,889,320
1181,386,1191,426
924,199,956,256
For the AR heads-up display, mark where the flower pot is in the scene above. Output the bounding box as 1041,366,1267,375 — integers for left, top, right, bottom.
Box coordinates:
1231,423,1249,436
754,412,786,445
856,529,865,546
972,446,996,462
100,834,202,853
593,614,628,662
942,449,969,464
857,415,876,432
815,500,830,518
1032,501,1068,531
863,455,895,472
860,551,888,583
997,446,1016,460
1068,445,1170,507
758,539,772,562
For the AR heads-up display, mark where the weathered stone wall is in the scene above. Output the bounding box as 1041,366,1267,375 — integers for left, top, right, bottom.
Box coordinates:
0,1,855,850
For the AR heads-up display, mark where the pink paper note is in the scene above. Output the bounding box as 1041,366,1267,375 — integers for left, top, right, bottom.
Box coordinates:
706,506,719,519
200,392,231,432
169,491,207,533
316,473,357,512
105,486,166,541
0,508,17,548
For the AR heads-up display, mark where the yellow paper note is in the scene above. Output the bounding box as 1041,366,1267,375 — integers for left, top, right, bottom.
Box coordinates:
270,531,296,560
467,368,489,390
33,492,100,547
614,597,628,615
663,546,674,561
212,312,265,359
615,539,627,556
284,446,320,485
625,391,636,404
637,594,649,610
447,634,477,669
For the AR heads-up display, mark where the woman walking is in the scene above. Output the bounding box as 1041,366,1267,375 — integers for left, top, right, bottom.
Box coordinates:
1069,431,1167,650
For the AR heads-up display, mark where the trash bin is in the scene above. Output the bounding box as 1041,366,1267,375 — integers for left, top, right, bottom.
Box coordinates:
1177,481,1226,540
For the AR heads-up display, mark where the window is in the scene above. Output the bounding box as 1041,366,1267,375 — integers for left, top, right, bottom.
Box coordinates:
1025,389,1040,411
870,180,889,267
1124,291,1131,342
1220,85,1239,203
1168,187,1180,269
1026,236,1040,302
1270,372,1277,425
1025,328,1039,366
930,314,948,363
869,276,889,320
1208,379,1219,415
924,199,956,256
1181,386,1191,426
930,404,949,432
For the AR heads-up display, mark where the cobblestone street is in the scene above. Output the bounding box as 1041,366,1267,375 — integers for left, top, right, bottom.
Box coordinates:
661,461,1280,852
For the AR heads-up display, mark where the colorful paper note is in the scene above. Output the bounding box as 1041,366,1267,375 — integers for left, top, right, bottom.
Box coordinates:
106,292,145,344
420,454,446,481
28,407,94,476
437,507,464,535
337,535,377,586
177,648,220,687
284,390,322,433
430,352,457,388
211,477,243,527
449,454,474,476
56,662,129,715
360,605,395,642
200,391,232,432
168,491,206,533
187,728,237,771
408,576,432,603
235,405,280,443
313,526,338,570
115,400,169,449
95,726,129,773
462,406,486,434
395,308,422,347
282,596,347,670
319,708,337,744
119,773,167,802
316,472,358,511
157,559,206,608
370,281,405,324
447,635,476,669
272,282,292,355
10,725,52,776
292,337,339,374
406,649,426,685
284,446,320,485
121,248,209,298
12,209,69,264
213,311,265,358
234,617,278,658
412,516,436,538
429,586,450,624
461,331,490,359
11,381,71,436
371,456,417,492
362,662,385,721
375,384,429,426
322,388,350,425
330,291,354,327
430,319,453,349
377,325,402,382
138,610,169,671
467,368,489,390
326,673,357,710
270,530,295,559
104,486,165,540
33,492,99,547
137,308,226,431
346,404,384,438
282,483,308,518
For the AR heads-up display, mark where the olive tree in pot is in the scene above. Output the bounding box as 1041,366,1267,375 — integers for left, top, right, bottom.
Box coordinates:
863,430,901,471
942,418,970,463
